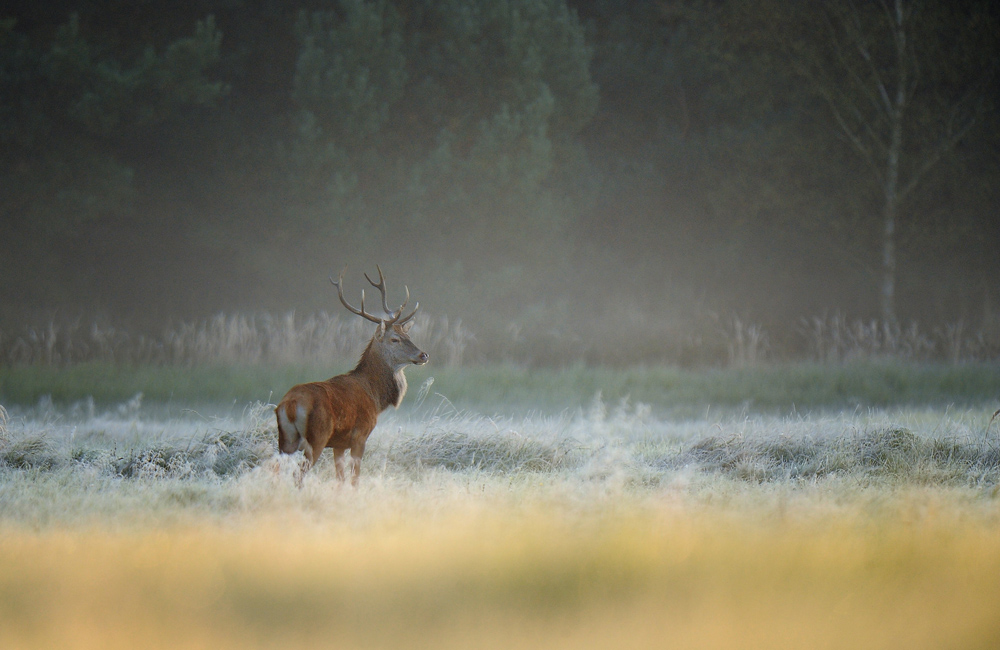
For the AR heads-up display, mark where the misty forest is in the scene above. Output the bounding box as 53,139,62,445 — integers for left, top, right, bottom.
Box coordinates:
3,3,1000,649
2,0,998,365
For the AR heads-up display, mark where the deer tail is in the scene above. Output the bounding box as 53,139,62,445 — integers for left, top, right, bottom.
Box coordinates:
276,399,309,455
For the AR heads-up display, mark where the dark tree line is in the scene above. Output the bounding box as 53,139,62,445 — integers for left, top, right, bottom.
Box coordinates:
2,0,998,347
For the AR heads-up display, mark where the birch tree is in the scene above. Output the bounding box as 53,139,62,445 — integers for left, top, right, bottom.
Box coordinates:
785,0,996,323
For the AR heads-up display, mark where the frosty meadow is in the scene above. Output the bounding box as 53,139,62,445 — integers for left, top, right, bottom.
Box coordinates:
1,308,1000,648
1,391,999,649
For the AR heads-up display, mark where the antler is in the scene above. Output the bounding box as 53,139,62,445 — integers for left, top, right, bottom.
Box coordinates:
364,264,419,326
365,265,404,317
395,301,420,326
330,267,383,324
333,265,420,326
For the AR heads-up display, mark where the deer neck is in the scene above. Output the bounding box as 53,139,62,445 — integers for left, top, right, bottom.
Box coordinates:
351,341,407,411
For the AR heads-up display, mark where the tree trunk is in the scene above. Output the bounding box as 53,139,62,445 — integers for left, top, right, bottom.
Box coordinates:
881,93,902,325
880,0,908,327
880,183,897,325
804,0,986,323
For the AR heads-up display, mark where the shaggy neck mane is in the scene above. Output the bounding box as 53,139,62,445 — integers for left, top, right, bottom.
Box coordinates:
350,338,406,410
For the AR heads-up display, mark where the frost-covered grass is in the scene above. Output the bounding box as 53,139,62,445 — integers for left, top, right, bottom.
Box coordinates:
2,386,1000,648
2,393,999,525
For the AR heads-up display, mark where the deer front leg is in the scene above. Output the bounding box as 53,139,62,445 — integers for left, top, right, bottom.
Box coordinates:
333,448,349,482
350,438,367,487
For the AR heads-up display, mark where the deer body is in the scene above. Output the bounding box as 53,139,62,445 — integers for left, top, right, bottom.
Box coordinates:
275,267,427,485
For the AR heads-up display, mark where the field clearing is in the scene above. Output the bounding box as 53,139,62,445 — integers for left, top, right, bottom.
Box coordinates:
2,364,1000,648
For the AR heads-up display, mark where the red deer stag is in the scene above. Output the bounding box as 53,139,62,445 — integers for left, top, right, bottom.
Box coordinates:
275,266,428,485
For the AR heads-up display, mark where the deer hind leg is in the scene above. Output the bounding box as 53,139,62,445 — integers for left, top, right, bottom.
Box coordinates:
333,448,349,482
288,439,326,489
350,438,367,487
287,439,311,488
277,403,313,487
300,438,317,469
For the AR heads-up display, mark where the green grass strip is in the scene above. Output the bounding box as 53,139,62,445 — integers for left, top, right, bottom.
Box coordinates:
2,361,999,411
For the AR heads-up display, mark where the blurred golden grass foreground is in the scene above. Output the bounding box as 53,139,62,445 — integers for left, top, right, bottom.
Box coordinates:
2,392,1000,649
1,491,999,650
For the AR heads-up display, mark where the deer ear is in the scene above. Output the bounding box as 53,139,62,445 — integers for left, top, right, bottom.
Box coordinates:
375,322,386,339
400,320,414,334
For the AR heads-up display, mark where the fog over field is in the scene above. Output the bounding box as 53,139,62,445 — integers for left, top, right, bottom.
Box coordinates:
2,0,999,359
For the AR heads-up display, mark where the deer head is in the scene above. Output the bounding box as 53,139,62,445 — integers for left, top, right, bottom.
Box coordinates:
331,266,428,369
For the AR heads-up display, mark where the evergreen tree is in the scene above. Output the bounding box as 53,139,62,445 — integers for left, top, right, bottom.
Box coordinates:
0,12,225,312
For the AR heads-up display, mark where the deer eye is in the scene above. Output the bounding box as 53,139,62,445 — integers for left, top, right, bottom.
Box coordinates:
390,337,400,343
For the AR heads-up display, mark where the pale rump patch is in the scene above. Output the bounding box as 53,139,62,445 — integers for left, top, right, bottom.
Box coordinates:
276,401,308,453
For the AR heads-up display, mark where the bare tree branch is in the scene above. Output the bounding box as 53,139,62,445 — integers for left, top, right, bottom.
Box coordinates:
841,0,895,116
898,116,977,201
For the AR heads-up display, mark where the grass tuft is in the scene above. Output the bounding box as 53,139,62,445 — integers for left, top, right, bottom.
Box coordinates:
387,428,579,474
665,424,999,485
0,432,58,470
0,401,277,480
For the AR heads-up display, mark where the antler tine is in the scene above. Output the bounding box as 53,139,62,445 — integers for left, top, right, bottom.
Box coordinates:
383,285,413,327
364,264,394,318
330,266,382,324
396,299,420,326
363,265,415,326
